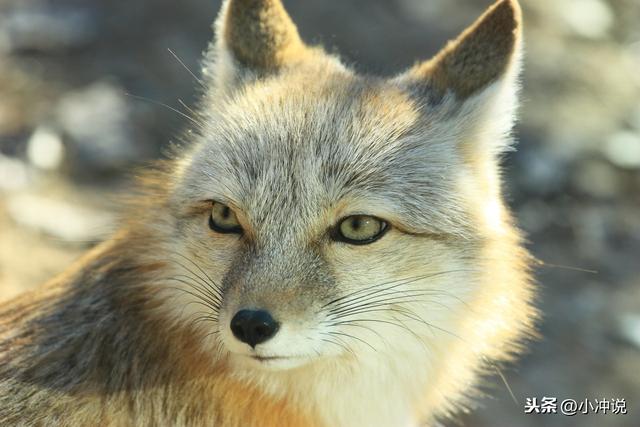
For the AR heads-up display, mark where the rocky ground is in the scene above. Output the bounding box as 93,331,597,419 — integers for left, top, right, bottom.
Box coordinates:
1,0,639,426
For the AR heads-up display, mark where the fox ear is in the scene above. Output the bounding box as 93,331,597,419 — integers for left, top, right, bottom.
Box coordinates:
206,0,314,92
406,0,522,99
396,0,523,159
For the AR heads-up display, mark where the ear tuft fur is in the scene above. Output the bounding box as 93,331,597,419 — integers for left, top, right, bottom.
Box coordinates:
218,0,310,72
410,0,522,98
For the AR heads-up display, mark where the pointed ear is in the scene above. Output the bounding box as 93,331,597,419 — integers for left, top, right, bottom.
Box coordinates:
206,0,316,91
395,0,523,163
406,0,523,99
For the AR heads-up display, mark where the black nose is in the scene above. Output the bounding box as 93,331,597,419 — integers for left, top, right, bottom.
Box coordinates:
230,309,279,348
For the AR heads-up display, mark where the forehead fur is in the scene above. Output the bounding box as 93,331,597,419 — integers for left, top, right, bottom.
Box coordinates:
177,67,474,240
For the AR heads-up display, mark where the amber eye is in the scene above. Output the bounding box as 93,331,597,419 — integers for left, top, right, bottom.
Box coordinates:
209,202,242,234
335,215,388,245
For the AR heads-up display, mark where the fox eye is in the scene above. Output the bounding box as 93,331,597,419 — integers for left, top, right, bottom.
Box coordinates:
209,202,242,234
335,215,388,245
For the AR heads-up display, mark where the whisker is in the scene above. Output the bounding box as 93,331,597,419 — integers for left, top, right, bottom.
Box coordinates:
328,291,453,318
328,293,453,320
166,251,224,297
166,273,221,303
125,92,205,129
163,278,221,309
391,310,463,341
188,314,220,330
320,334,356,356
324,269,477,312
332,321,388,346
320,338,352,356
320,274,428,309
179,99,200,119
328,331,377,352
167,48,205,87
538,261,598,274
489,359,520,406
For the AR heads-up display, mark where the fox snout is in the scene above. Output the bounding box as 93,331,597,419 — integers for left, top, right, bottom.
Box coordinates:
230,309,280,348
219,242,333,354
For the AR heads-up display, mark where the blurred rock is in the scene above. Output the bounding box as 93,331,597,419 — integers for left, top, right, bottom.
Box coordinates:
572,159,620,198
0,97,25,135
6,193,115,244
558,0,614,39
515,147,570,196
26,126,65,171
571,205,610,260
0,6,96,53
55,82,142,172
0,154,30,191
630,104,640,130
616,313,640,349
517,201,555,234
604,130,640,169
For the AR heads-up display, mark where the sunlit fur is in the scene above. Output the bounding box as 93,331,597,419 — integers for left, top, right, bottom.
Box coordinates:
0,0,537,426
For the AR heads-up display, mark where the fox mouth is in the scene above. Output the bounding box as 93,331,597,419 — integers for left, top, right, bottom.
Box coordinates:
250,355,291,362
239,353,314,370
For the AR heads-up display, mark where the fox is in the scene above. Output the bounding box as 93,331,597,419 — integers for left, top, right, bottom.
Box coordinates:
0,0,537,425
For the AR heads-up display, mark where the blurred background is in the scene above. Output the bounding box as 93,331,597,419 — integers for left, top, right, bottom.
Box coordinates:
0,0,638,425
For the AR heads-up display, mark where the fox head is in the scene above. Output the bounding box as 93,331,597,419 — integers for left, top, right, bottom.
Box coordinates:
142,0,535,418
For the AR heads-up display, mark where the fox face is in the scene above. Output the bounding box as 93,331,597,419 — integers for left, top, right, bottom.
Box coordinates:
146,0,535,422
172,72,479,366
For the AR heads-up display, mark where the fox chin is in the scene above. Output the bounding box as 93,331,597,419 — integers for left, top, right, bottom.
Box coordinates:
0,0,537,426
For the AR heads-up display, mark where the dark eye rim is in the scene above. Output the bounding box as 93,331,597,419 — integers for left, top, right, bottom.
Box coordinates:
208,202,243,234
331,215,389,246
